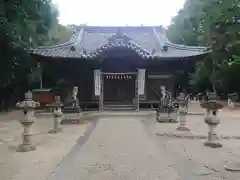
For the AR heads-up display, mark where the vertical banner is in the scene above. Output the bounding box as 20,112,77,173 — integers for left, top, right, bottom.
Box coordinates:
138,69,146,95
94,69,101,96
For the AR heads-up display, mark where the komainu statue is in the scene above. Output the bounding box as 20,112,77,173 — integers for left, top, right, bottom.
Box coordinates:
62,86,81,124
156,86,177,123
64,86,80,108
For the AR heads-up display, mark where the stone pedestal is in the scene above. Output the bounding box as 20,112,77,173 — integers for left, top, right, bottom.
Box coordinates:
228,93,237,109
48,96,63,133
156,111,177,123
16,91,40,152
62,87,82,124
176,93,189,131
224,162,240,171
203,115,222,148
228,98,235,109
200,92,223,148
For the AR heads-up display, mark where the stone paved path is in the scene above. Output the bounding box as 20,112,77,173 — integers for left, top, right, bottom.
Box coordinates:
46,116,232,180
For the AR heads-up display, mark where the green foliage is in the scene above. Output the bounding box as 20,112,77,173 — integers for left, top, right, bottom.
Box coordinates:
44,24,72,45
168,0,240,93
0,0,70,104
189,57,213,92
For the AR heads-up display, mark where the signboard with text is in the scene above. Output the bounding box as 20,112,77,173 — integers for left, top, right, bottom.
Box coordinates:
94,69,101,96
137,69,145,95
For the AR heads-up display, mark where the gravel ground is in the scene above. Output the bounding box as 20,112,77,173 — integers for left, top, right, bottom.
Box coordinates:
1,106,240,180
46,116,240,180
0,112,90,180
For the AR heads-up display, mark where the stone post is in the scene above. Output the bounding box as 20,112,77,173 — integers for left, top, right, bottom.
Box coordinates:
200,92,223,148
16,91,40,152
176,93,189,131
49,96,63,133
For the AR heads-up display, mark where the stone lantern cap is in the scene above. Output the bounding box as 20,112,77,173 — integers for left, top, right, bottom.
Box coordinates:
16,91,40,109
200,92,223,110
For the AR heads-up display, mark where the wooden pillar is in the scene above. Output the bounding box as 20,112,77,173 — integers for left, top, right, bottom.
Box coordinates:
99,72,104,111
135,73,139,111
136,69,146,111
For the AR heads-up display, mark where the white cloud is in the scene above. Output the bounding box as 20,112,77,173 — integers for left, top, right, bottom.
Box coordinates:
53,0,185,27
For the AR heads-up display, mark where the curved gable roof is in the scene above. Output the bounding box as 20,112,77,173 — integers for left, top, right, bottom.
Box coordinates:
31,25,210,59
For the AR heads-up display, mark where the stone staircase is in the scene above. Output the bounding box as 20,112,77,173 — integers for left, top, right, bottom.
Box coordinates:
103,103,136,111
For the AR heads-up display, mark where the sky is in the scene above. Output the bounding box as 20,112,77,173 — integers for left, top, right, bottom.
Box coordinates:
52,0,186,27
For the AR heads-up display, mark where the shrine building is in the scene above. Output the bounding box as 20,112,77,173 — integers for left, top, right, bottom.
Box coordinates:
31,25,209,110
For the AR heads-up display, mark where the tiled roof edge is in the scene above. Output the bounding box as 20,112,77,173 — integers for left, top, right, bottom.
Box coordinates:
165,42,210,51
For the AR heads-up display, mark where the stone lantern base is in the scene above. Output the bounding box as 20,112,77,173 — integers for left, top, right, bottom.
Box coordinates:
17,143,36,152
224,162,240,171
17,120,36,152
176,126,190,131
204,141,222,148
17,133,36,152
204,131,222,148
48,127,63,133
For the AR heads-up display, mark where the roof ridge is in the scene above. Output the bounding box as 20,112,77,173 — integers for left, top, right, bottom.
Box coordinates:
73,27,85,51
152,28,164,53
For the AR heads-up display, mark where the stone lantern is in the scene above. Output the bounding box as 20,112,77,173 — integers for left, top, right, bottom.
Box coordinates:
48,96,63,133
16,91,40,152
200,92,223,148
175,93,189,131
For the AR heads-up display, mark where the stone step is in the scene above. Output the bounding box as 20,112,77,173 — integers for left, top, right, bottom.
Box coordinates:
103,104,136,111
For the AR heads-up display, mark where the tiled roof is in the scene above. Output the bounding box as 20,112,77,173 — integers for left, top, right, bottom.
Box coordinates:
31,25,210,59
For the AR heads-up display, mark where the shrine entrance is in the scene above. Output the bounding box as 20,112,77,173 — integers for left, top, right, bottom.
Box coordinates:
94,48,145,110
103,72,136,104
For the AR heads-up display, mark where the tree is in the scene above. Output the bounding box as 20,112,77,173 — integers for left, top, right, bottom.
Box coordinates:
168,0,240,94
0,0,69,109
